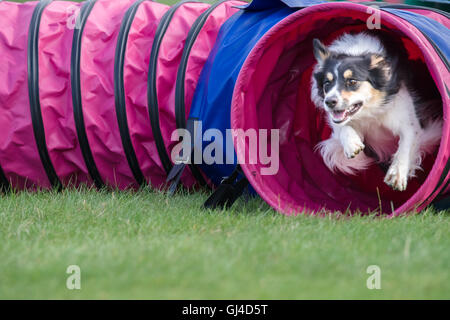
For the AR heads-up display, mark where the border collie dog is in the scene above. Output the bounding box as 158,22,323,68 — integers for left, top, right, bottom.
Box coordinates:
311,32,442,191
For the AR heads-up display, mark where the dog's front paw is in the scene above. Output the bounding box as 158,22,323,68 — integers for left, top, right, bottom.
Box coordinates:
384,162,409,191
340,128,365,159
343,139,365,159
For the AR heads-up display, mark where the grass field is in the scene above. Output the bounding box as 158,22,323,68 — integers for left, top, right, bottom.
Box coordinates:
0,188,449,299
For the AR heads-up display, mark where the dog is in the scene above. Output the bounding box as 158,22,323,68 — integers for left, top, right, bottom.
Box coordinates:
310,32,442,191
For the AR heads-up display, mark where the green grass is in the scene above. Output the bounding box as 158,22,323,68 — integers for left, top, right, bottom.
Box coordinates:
0,188,449,299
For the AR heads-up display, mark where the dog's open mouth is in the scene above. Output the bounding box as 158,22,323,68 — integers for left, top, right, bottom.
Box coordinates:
331,102,363,123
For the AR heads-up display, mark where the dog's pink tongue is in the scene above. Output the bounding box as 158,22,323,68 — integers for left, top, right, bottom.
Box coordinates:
333,110,347,121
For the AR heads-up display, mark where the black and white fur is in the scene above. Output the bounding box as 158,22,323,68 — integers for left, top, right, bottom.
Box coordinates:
311,32,442,191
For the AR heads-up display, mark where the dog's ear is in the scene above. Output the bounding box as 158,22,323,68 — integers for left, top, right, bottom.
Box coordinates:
368,54,392,88
313,39,330,63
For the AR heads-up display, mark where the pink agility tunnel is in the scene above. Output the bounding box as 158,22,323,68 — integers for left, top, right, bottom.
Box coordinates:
229,2,450,215
0,0,241,191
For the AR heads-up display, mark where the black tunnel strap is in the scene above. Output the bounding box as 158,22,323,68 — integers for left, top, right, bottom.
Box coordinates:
173,1,231,188
432,195,450,211
114,0,151,186
203,165,249,210
71,0,104,189
148,0,198,176
166,118,201,194
439,179,450,198
0,166,10,193
28,0,62,190
423,157,450,207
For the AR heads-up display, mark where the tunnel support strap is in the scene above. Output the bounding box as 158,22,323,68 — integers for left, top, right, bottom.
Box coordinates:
432,196,450,211
0,167,9,193
166,118,200,194
71,0,104,189
114,0,147,186
148,1,195,176
203,165,249,210
28,0,62,190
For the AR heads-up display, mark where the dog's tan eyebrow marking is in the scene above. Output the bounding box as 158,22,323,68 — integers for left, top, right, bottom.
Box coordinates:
370,55,384,68
343,69,353,79
326,72,333,81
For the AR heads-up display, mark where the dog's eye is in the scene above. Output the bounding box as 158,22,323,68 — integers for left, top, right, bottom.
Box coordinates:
323,81,331,91
346,79,357,87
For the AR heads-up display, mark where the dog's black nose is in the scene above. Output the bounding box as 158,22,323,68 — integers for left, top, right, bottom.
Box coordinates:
325,98,338,109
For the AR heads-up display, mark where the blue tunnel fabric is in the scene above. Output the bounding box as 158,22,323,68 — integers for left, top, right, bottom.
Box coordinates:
188,5,296,186
384,8,450,65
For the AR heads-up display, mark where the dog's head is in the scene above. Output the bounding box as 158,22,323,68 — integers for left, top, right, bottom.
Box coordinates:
311,38,394,126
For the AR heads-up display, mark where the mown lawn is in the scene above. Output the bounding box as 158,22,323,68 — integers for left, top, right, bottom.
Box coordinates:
0,188,448,299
